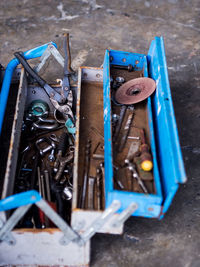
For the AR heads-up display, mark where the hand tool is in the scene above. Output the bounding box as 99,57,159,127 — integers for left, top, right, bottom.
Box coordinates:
126,140,140,161
87,176,95,210
54,151,74,181
14,52,64,103
62,33,75,101
118,106,134,152
125,159,148,194
80,139,91,209
134,157,153,181
30,152,40,189
27,125,65,141
54,131,69,172
112,105,127,144
115,77,156,105
96,167,102,210
50,93,75,133
37,167,46,228
44,170,51,202
139,129,153,171
44,170,57,227
99,162,105,209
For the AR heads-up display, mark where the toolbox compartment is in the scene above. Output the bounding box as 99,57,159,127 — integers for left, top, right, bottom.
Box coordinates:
0,70,90,266
0,68,90,266
71,67,123,234
103,36,186,218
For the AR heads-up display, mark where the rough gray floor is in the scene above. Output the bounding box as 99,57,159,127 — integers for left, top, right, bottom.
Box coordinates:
1,0,200,266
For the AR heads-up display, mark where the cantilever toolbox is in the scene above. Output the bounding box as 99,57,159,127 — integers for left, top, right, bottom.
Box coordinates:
0,36,186,266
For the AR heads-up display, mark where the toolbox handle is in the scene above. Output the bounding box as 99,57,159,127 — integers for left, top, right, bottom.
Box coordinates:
0,41,57,134
0,190,41,212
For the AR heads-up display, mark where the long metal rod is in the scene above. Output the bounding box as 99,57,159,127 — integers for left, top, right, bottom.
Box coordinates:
81,200,121,243
112,203,138,228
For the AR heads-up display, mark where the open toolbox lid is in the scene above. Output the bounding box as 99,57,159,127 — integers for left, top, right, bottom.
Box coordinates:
147,36,187,216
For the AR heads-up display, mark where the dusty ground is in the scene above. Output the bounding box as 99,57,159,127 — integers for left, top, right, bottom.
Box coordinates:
0,0,200,266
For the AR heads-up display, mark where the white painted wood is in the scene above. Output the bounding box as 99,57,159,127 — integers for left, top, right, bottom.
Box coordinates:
0,229,90,266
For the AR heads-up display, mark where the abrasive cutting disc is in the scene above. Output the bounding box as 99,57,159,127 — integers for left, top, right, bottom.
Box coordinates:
115,77,156,105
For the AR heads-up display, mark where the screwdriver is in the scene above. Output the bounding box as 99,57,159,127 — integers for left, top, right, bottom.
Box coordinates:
139,129,153,172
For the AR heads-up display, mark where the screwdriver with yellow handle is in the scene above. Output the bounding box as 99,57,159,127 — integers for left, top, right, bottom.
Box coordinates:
139,129,153,172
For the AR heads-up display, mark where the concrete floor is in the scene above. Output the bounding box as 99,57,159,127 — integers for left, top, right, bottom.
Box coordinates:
0,0,200,266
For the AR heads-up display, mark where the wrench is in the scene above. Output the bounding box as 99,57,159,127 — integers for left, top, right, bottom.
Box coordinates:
54,151,74,181
118,106,134,152
125,159,148,194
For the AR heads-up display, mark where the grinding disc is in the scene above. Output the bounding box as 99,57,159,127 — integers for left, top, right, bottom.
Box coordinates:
115,77,156,105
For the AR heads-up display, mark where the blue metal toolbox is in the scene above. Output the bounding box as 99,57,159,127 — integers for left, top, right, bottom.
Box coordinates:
103,36,187,218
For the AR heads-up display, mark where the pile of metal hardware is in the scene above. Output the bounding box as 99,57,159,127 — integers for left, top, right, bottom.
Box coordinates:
13,34,77,227
110,65,156,194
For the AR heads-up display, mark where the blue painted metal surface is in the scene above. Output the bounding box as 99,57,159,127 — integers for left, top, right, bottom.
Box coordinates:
103,49,163,218
103,37,186,218
147,37,187,217
0,42,57,134
0,190,41,211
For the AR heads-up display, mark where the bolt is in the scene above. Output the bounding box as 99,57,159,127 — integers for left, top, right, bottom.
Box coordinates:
48,149,55,162
111,64,134,72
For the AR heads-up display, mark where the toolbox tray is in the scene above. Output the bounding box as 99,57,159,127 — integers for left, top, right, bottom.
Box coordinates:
103,36,187,218
0,68,90,266
72,67,123,234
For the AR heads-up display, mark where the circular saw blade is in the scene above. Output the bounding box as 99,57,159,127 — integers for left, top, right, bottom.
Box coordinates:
115,77,156,105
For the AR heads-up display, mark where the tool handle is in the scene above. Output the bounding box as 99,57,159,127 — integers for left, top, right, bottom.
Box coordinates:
39,209,46,227
140,144,153,171
14,52,46,87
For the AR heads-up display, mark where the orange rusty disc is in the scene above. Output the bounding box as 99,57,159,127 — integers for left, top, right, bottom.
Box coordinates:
115,77,156,105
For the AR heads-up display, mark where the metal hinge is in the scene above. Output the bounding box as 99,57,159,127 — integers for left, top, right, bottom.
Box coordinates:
0,191,83,246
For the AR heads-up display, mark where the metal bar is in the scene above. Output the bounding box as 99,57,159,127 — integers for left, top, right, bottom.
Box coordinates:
48,44,64,67
36,199,83,246
0,204,32,245
80,200,121,243
112,203,138,228
34,48,51,73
